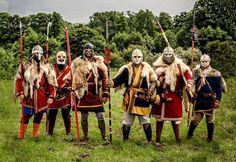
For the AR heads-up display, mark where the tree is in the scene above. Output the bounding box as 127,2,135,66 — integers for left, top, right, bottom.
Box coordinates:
158,12,174,31
0,12,21,47
131,9,157,36
206,40,236,78
88,11,129,41
61,24,105,59
0,48,15,80
194,0,236,40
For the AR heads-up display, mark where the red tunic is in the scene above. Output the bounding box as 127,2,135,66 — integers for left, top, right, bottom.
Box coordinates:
48,65,72,109
151,60,192,121
77,68,108,112
15,66,56,113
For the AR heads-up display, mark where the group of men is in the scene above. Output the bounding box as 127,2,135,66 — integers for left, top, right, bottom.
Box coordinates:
14,42,225,147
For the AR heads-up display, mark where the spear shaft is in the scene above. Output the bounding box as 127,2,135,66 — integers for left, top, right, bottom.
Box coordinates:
19,21,25,139
105,18,112,142
65,27,80,140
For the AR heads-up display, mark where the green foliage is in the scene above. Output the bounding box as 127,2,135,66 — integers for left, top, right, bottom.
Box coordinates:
175,47,202,67
0,12,20,47
1,4,236,78
110,52,124,68
153,30,177,53
88,11,129,40
195,0,236,40
206,41,236,78
111,32,130,51
0,48,15,80
158,12,174,31
61,24,105,59
198,26,232,47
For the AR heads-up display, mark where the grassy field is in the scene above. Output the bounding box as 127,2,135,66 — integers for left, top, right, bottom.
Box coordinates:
0,77,236,162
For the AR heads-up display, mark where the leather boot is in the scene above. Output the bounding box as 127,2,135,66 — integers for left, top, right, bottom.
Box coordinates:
143,123,152,143
32,123,40,138
122,124,131,141
81,119,89,144
18,124,28,139
172,122,181,143
155,121,164,146
207,123,214,142
98,120,109,144
187,121,198,139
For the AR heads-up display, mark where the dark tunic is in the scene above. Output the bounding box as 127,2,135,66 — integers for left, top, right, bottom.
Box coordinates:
193,67,222,112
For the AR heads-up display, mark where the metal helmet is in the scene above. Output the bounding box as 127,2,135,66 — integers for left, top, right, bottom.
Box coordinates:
131,48,143,65
162,46,175,65
56,51,67,65
83,43,94,58
200,54,211,68
84,43,94,49
32,45,43,62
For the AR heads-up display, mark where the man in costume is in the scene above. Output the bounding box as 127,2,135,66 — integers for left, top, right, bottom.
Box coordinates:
187,53,226,142
48,51,72,137
15,45,57,139
72,43,109,144
151,46,192,146
109,49,157,143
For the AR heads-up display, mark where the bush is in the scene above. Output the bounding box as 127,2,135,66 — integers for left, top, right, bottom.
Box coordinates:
0,48,16,80
206,41,236,78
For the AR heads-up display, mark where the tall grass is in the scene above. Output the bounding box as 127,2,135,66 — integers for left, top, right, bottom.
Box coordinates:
0,77,236,162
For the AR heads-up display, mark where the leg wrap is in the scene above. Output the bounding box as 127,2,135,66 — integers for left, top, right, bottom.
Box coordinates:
122,124,131,141
187,121,198,139
143,123,152,142
207,122,214,142
171,122,181,142
62,108,71,134
48,109,58,135
156,121,164,143
98,120,107,140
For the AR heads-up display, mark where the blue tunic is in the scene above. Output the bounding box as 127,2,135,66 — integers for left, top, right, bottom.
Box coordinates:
193,67,222,111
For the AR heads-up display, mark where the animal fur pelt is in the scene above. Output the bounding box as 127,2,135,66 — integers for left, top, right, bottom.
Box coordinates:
153,55,191,92
15,60,57,98
193,65,227,93
114,62,157,91
72,55,107,99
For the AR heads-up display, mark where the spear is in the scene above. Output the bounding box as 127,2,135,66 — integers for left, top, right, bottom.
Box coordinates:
156,20,170,47
19,21,25,139
188,3,198,127
65,27,80,141
104,18,112,143
45,22,52,63
45,22,52,133
190,3,198,70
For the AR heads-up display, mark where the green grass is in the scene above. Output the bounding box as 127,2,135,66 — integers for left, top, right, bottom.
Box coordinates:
0,77,236,162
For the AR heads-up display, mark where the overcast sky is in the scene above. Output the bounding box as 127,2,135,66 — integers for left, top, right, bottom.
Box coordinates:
0,0,195,23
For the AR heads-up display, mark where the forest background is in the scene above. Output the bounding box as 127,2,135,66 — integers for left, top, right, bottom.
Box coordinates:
0,0,236,161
